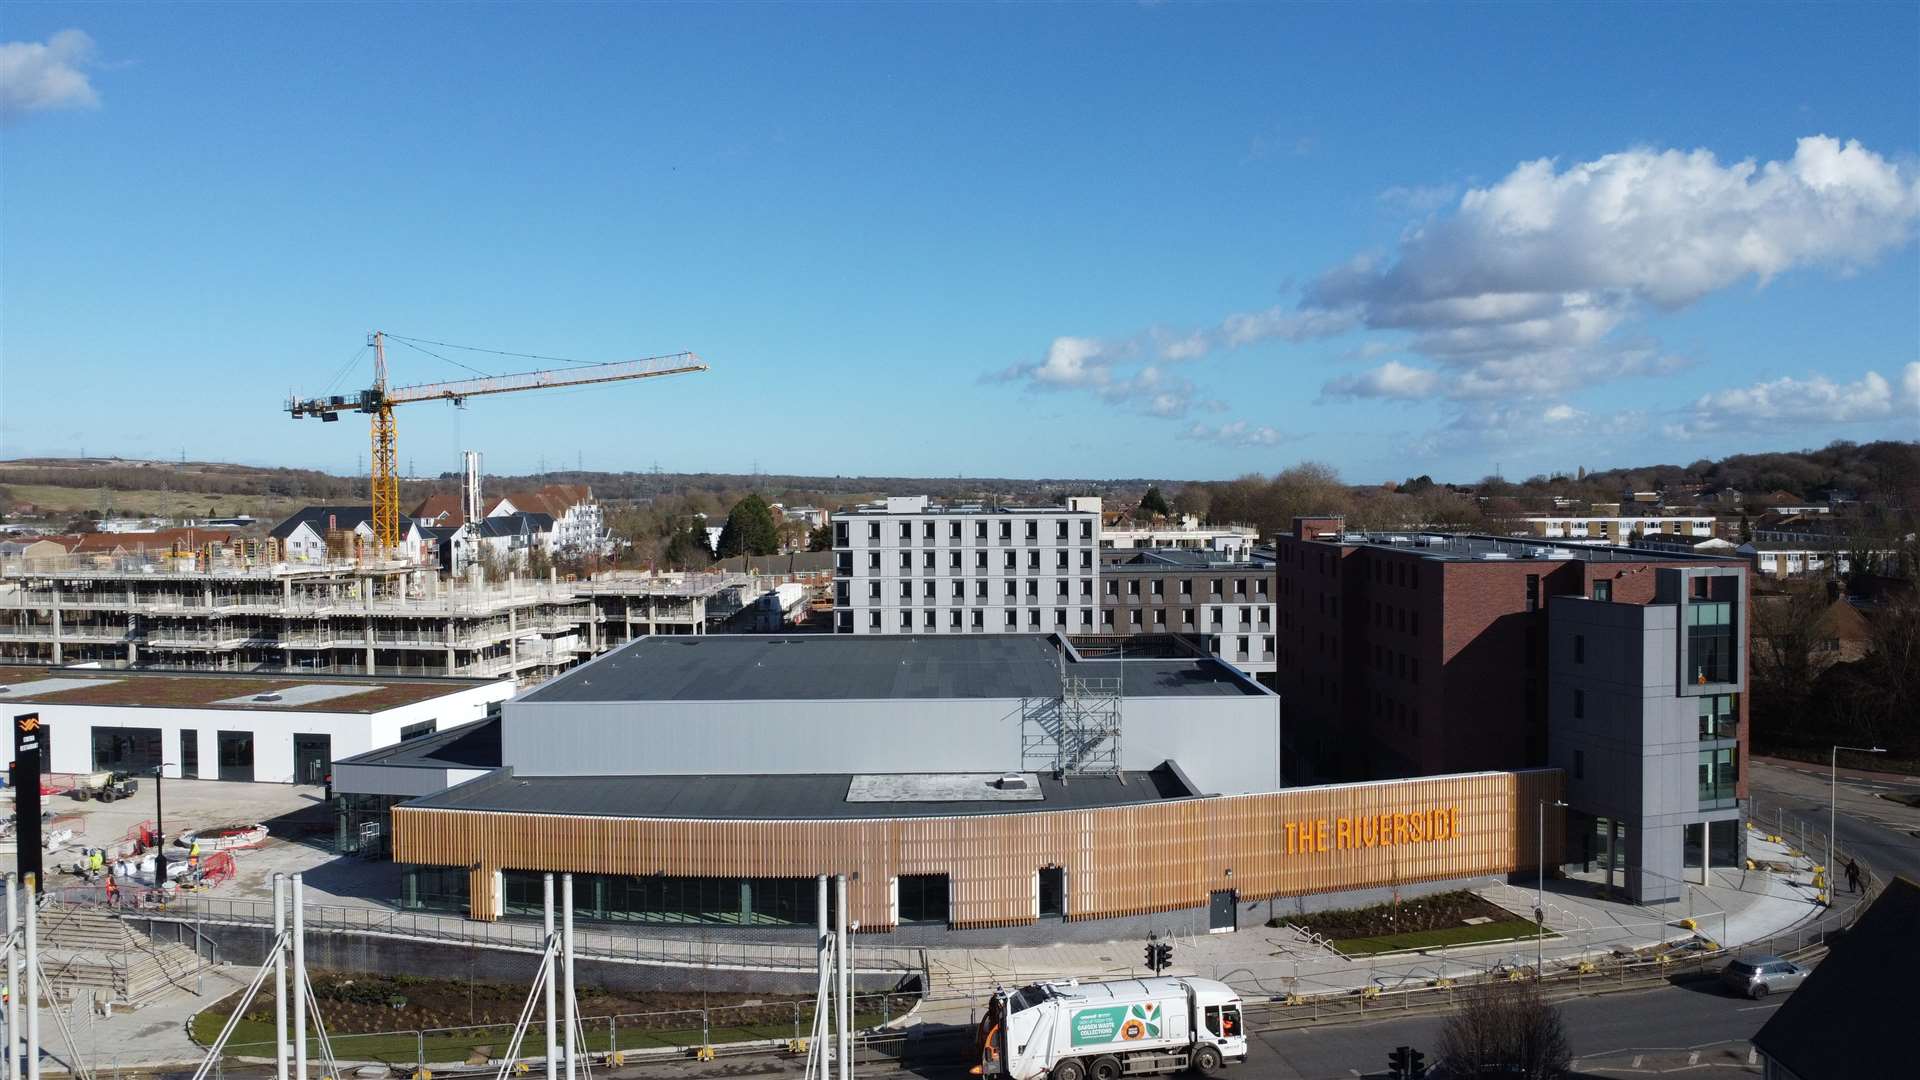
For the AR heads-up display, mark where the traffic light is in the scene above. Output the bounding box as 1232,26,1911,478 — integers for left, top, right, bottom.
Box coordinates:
1144,943,1158,971
1408,1048,1426,1078
1154,942,1173,971
1387,1046,1426,1080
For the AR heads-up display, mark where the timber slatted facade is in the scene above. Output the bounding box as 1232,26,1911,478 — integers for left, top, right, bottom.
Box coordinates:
393,769,1562,928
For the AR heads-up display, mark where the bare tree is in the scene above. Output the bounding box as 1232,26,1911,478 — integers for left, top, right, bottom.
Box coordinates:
1436,981,1572,1080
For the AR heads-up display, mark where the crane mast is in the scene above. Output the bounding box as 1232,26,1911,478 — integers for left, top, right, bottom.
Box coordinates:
287,332,707,554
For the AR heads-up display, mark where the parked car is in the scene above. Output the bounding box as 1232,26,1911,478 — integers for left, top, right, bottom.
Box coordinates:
1720,956,1807,999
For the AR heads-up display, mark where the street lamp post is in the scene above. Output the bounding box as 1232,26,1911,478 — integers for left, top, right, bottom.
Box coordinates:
1537,798,1568,977
1829,745,1885,897
152,763,174,886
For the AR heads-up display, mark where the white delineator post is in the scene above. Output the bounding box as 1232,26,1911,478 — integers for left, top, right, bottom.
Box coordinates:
293,873,307,1080
5,875,17,1080
273,874,288,1080
562,874,576,1080
544,873,557,1080
23,876,37,1080
836,874,850,1080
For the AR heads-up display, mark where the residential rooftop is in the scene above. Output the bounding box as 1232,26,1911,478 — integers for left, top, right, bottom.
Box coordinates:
1099,549,1272,572
517,633,1269,704
0,665,502,712
404,761,1194,819
1301,531,1746,565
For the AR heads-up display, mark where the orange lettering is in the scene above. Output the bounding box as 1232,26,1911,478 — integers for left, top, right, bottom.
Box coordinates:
1316,820,1329,853
1336,817,1352,849
1393,813,1408,845
1409,813,1424,842
1284,821,1297,855
1449,806,1459,840
1361,817,1378,847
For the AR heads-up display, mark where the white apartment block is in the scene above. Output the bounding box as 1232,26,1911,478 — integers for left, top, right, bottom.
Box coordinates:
1522,515,1717,545
1099,516,1260,558
832,496,1102,635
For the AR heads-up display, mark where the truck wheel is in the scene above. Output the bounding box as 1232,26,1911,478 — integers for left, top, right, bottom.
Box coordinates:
1190,1047,1222,1076
1089,1056,1122,1080
1052,1059,1086,1080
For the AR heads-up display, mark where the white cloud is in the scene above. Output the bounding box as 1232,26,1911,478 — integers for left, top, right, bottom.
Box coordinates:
1668,362,1920,436
1306,136,1919,401
1183,420,1287,448
0,30,99,120
1378,182,1461,214
1321,360,1441,401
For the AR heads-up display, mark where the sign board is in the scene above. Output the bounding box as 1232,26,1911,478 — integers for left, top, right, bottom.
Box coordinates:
1070,1002,1163,1047
13,712,43,886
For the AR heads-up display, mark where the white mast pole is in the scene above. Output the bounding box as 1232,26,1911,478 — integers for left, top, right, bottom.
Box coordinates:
562,874,576,1080
544,873,557,1080
293,873,307,1080
273,874,288,1080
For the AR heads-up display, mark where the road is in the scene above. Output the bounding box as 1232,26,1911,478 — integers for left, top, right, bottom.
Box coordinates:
1249,980,1779,1078
1747,757,1920,886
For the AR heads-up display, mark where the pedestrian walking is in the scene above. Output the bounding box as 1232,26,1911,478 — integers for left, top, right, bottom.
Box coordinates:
187,838,201,873
104,872,118,906
1846,858,1862,894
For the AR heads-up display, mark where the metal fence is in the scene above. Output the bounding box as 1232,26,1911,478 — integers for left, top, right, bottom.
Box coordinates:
201,991,922,1072
145,893,926,976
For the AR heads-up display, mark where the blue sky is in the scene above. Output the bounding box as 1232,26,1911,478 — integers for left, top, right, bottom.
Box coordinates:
3,2,1915,484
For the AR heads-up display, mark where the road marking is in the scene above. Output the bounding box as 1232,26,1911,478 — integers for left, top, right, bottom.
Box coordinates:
1632,1055,1643,1068
1748,1047,1759,1065
1687,1051,1700,1065
1737,1002,1783,1012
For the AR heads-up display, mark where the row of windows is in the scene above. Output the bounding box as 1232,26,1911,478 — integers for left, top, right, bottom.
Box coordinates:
1104,577,1268,599
854,578,1095,601
840,518,1095,544
1372,602,1420,635
867,608,1094,631
1373,690,1421,735
854,549,1095,573
1372,644,1420,683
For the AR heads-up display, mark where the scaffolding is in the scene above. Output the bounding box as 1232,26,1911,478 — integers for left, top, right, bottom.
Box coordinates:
1023,657,1123,778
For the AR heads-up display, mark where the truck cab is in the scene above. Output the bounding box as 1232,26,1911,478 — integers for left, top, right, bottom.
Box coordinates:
976,977,1247,1080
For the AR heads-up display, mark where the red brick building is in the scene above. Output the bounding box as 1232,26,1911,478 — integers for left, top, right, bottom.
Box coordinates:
1273,516,1750,785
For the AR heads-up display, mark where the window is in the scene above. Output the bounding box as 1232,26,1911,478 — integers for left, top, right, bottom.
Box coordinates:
1573,689,1585,719
1026,579,1039,598
972,609,984,628
1004,551,1017,570
868,611,881,629
1056,521,1068,540
1574,635,1585,663
923,521,935,540
1028,608,1041,628
1054,609,1067,627
949,551,961,569
977,521,988,540
1080,609,1093,627
868,581,881,599
1180,579,1193,596
900,523,912,540
976,551,988,569
1025,520,1038,540
1056,551,1069,569
1080,550,1092,569
217,730,255,782
1081,579,1093,597
899,612,912,630
1699,694,1737,740
868,552,881,571
1237,635,1250,658
999,521,1013,540
400,720,436,742
1101,610,1115,628
898,552,912,570
1256,578,1268,596
949,521,961,540
1699,746,1739,806
897,874,950,926
1525,574,1541,612
1128,579,1141,596
1105,580,1118,596
1028,550,1041,570
1688,599,1736,684
899,582,912,599
1004,580,1018,598
1235,578,1247,596
1055,580,1069,598
922,551,935,570
922,608,936,627
868,522,880,540
180,729,199,778
1005,610,1019,629
975,579,989,598
1593,579,1612,602
1574,749,1584,780
1129,610,1142,626
1151,580,1164,596
1081,520,1093,539
1211,578,1224,596
952,581,965,599
92,727,163,773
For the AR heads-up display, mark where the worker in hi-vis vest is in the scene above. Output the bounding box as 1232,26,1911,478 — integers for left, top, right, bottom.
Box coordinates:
188,839,201,872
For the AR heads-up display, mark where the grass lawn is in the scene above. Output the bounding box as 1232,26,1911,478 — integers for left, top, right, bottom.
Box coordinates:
192,1003,893,1064
1333,918,1554,956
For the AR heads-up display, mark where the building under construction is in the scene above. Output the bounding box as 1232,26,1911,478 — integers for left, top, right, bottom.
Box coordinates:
0,553,768,683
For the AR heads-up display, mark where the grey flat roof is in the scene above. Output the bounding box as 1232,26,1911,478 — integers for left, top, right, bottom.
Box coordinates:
335,716,502,770
1101,550,1270,572
1316,533,1745,565
518,634,1267,704
404,763,1193,820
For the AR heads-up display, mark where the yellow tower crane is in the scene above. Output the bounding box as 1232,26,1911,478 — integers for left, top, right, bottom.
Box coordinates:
287,331,706,552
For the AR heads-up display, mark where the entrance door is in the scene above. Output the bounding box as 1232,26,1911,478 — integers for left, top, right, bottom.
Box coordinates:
1037,867,1066,919
217,731,255,782
1209,889,1238,934
293,734,332,786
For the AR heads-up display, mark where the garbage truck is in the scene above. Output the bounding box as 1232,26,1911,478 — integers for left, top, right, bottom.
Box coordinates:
974,977,1247,1080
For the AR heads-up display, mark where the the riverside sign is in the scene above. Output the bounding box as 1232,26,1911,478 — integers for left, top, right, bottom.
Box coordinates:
1282,806,1461,855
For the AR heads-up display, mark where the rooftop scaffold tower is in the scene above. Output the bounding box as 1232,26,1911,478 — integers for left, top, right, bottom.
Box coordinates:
1023,649,1123,779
